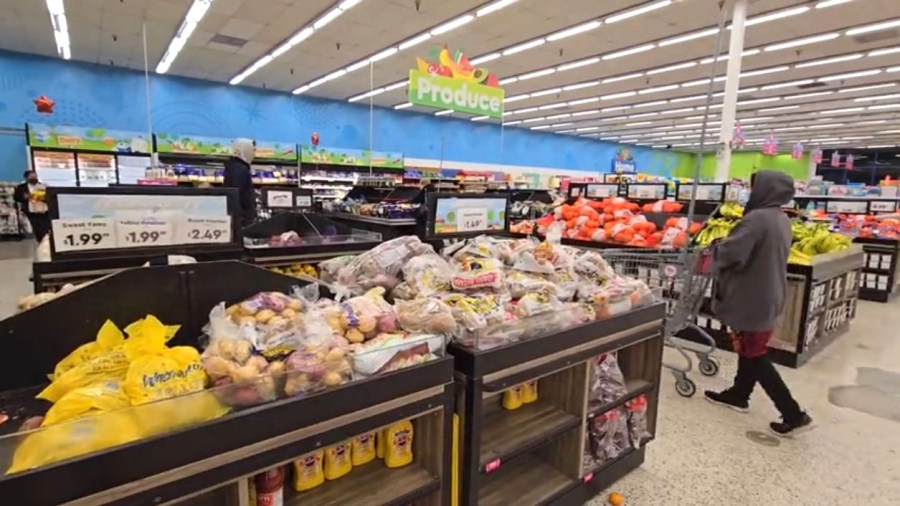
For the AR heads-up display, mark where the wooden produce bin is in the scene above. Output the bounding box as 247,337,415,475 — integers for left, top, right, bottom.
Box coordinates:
0,262,454,506
450,304,666,505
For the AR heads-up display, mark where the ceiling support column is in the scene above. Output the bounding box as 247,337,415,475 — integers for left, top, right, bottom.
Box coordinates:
716,0,748,182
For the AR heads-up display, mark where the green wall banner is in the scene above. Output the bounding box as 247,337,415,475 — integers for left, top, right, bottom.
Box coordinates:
300,145,404,169
408,47,504,118
27,123,151,153
155,133,235,156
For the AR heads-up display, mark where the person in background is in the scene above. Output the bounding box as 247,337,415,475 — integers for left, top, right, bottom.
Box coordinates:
224,138,255,226
704,170,813,437
14,170,49,242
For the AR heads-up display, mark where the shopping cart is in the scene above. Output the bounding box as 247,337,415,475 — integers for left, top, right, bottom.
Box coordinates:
600,246,719,397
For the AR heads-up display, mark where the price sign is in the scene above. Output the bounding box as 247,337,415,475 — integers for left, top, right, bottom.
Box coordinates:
115,212,174,248
870,201,896,213
266,190,293,208
295,195,312,208
586,184,618,198
457,208,488,232
177,215,232,244
51,218,116,252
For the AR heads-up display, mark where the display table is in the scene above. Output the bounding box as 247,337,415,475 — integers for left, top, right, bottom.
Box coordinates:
0,262,454,505
324,213,417,240
854,237,900,302
449,304,666,505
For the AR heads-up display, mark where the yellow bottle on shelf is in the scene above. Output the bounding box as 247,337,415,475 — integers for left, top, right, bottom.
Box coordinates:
384,420,414,468
523,381,539,404
323,440,353,480
292,450,324,492
376,427,386,459
502,385,524,410
352,431,377,466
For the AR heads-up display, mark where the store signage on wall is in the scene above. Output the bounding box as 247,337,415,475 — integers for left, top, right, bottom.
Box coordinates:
611,148,637,173
27,123,151,153
155,133,235,156
254,141,297,161
408,47,504,118
300,145,404,169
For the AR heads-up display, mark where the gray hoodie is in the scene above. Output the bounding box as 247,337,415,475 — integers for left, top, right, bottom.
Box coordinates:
712,170,794,331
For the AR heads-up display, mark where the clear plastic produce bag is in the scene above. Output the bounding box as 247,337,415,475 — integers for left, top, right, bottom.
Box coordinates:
625,394,651,449
588,407,630,463
588,354,627,404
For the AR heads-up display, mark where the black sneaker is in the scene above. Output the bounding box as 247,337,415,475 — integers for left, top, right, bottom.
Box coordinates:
769,413,814,437
704,390,749,413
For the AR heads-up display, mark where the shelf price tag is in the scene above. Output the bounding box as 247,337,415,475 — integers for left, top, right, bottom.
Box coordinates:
51,218,116,252
177,215,232,244
583,472,594,483
115,212,174,248
457,208,488,233
484,458,502,474
295,195,312,208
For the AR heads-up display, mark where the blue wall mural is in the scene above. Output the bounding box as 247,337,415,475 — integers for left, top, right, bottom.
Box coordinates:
0,50,685,182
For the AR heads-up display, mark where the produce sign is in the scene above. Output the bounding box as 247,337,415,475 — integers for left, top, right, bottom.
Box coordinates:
254,141,298,161
26,123,151,154
408,47,504,118
433,197,506,235
155,133,235,156
300,145,404,169
611,148,636,174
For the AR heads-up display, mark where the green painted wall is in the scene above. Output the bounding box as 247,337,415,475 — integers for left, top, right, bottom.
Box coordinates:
671,151,810,181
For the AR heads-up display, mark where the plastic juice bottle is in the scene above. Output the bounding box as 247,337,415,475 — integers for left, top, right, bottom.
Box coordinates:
384,419,414,468
522,381,538,404
253,466,285,506
324,440,353,480
292,450,324,492
352,431,377,466
502,385,524,410
376,427,386,459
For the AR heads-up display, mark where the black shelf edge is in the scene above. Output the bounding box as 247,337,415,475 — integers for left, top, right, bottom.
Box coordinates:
286,461,440,506
587,379,655,418
553,447,646,506
479,402,580,473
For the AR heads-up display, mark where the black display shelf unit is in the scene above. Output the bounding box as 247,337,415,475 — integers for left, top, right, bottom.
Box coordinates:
0,261,453,506
449,303,666,506
854,237,900,302
673,182,727,216
324,213,417,241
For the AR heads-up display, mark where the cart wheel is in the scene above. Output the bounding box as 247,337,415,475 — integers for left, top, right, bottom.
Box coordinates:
675,378,696,397
698,357,719,377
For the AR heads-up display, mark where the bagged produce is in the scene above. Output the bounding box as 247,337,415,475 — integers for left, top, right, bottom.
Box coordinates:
588,354,627,404
49,319,125,382
318,255,356,284
588,407,630,463
282,309,352,396
221,290,311,359
41,380,130,427
450,258,505,292
512,287,562,319
392,254,454,300
350,332,444,377
444,235,512,264
625,394,651,449
505,270,557,299
329,236,435,295
322,287,397,344
395,298,458,335
441,293,509,333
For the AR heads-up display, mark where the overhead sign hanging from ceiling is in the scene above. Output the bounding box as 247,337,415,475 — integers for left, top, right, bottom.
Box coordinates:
408,47,504,118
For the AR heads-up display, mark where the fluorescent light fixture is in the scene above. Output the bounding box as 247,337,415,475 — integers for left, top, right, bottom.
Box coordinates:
471,115,489,121
699,49,760,64
46,0,71,60
531,125,551,130
606,0,672,23
819,107,865,114
292,85,310,95
627,121,652,126
764,33,840,52
470,53,501,65
345,59,371,73
671,95,706,103
547,113,571,120
681,79,713,87
503,39,546,56
745,6,809,26
869,103,900,110
394,102,413,109
515,107,539,114
505,120,522,125
399,33,432,51
435,110,454,116
384,81,406,91
788,91,833,99
659,28,718,47
348,87,385,102
603,44,655,60
776,126,806,131
855,93,900,102
817,0,852,8
760,105,799,112
557,57,601,72
157,0,211,73
564,81,600,91
639,85,679,95
890,66,900,73
796,54,863,68
634,100,668,108
762,79,814,90
520,68,556,80
664,107,695,114
808,123,845,129
600,116,627,122
734,116,772,123
839,83,896,93
369,47,398,63
531,87,563,98
737,97,780,105
505,94,531,103
842,136,874,140
477,0,518,17
601,91,637,100
547,21,602,41
523,116,547,124
498,77,518,85
846,19,900,36
741,66,790,77
647,62,698,75
602,105,631,112
628,112,656,119
431,14,475,35
577,127,600,132
878,130,900,134
538,103,567,110
869,47,900,57
552,122,574,128
817,69,882,81
855,120,887,124
314,7,344,30
572,109,600,117
602,73,644,84
569,97,600,106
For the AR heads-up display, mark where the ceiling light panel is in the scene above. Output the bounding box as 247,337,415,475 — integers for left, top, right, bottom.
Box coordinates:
46,0,70,60
157,0,213,74
846,19,900,36
764,33,840,52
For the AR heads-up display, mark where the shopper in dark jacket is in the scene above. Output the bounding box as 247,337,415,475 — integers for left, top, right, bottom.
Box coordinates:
13,170,50,242
705,170,813,437
224,138,255,226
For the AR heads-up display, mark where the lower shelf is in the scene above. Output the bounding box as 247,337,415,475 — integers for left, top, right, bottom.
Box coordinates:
478,453,573,506
287,461,438,506
479,400,580,470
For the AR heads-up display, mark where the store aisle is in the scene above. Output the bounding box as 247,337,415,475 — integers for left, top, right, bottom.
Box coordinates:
596,298,900,506
0,241,34,318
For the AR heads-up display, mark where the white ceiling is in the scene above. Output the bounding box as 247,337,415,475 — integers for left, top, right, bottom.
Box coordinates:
2,0,900,151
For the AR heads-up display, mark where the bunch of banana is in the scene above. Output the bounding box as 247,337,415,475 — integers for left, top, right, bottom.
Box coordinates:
788,247,812,266
694,217,739,246
794,231,851,255
269,263,318,278
719,202,744,220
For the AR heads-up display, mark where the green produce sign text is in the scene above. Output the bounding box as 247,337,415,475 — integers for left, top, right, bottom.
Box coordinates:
408,70,504,118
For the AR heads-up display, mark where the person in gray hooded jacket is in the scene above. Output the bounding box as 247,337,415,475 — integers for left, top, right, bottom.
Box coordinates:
704,170,813,437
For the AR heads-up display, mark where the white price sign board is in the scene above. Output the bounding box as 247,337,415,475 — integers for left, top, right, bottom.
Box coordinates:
586,184,618,198
457,208,488,232
295,195,312,208
266,190,293,208
177,215,232,244
51,218,116,252
629,185,665,199
870,201,896,213
826,201,868,214
115,212,174,247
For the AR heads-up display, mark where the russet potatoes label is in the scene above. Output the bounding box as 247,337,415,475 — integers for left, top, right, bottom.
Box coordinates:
408,70,505,118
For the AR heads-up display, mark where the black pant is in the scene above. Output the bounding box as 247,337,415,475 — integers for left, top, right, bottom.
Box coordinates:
25,212,50,243
730,354,803,423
